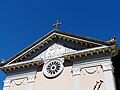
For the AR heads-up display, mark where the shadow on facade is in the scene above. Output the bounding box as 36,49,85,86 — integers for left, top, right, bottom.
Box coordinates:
112,50,120,90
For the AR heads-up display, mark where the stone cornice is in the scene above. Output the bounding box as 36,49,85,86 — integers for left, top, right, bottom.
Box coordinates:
2,30,117,66
64,45,118,60
6,33,100,65
1,59,43,73
1,44,118,73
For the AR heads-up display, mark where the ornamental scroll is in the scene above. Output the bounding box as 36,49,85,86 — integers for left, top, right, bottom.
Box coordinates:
80,66,105,90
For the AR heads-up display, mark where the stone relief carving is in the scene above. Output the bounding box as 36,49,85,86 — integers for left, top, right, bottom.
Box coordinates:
34,43,77,60
45,43,65,58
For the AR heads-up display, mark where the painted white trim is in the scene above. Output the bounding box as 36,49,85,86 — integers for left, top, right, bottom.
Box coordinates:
3,58,43,68
72,66,81,90
64,45,110,56
55,33,106,46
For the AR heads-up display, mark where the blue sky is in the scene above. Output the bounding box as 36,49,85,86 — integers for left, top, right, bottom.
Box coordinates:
0,0,120,89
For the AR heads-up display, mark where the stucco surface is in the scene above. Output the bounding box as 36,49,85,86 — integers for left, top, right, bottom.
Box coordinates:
80,66,105,90
9,78,27,90
34,66,73,90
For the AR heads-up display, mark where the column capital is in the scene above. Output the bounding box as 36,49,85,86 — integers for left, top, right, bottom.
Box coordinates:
27,76,35,83
72,67,80,76
3,80,11,87
102,63,113,71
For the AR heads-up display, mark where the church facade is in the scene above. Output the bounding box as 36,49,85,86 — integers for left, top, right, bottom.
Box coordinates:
0,29,119,90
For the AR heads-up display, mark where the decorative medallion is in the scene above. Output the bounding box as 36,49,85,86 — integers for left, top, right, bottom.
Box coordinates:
43,59,64,78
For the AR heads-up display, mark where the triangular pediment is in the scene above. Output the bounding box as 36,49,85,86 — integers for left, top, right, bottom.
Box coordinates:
33,42,84,60
1,30,115,66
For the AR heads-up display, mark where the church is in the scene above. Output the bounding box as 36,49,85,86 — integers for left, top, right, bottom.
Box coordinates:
0,21,119,90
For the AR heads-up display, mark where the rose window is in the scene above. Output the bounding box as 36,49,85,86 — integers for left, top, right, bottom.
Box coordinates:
43,59,64,78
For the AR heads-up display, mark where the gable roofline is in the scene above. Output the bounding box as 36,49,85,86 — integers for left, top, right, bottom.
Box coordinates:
0,30,117,66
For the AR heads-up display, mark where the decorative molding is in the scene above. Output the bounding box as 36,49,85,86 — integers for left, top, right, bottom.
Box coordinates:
44,57,64,64
27,73,36,90
3,30,117,65
1,59,43,73
13,78,26,86
3,80,11,87
102,63,112,71
27,76,36,83
7,69,36,80
72,67,80,76
84,66,98,74
1,44,117,73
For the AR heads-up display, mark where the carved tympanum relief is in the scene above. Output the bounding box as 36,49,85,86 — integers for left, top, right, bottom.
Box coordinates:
45,43,65,58
34,43,78,60
80,66,105,90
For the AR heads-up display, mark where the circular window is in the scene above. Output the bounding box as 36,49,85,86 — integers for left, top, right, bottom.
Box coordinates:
43,59,64,78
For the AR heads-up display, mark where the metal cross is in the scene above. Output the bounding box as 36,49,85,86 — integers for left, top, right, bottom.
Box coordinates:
53,20,62,30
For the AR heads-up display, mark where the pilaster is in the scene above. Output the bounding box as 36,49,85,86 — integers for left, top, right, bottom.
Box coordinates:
102,63,116,90
72,67,80,90
27,75,36,90
3,80,11,90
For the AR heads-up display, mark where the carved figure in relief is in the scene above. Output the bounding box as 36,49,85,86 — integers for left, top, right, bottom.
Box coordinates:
46,43,64,58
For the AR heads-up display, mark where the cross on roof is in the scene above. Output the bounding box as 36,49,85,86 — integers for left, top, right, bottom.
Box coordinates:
53,20,62,30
